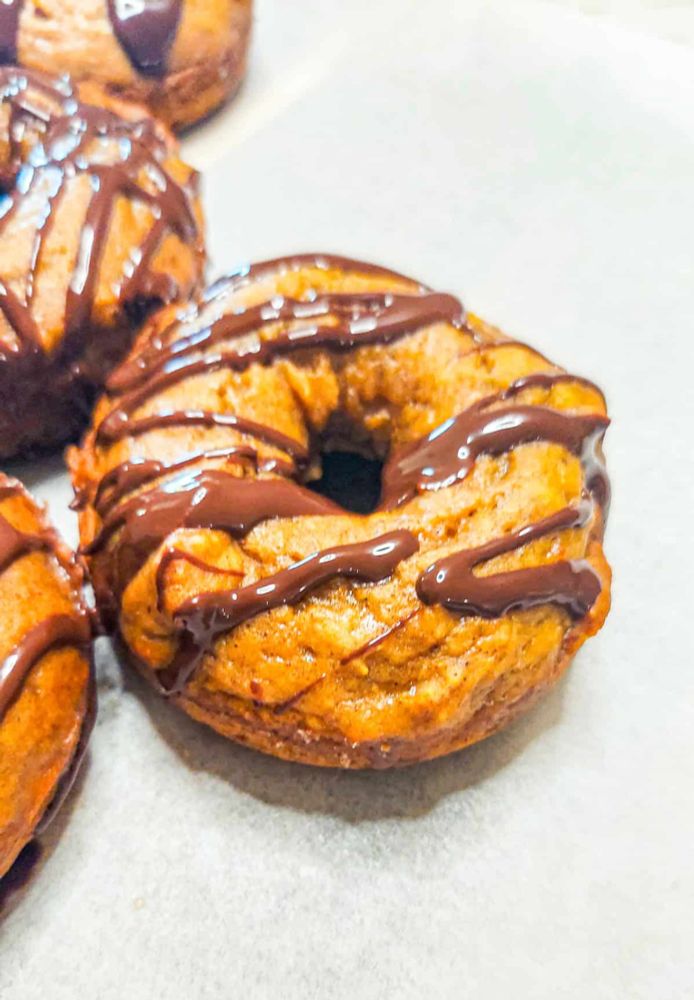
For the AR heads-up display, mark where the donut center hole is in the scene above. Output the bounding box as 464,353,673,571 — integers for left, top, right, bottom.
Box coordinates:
309,451,383,514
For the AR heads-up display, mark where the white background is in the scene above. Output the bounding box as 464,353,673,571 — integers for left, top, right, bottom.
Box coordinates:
1,1,693,997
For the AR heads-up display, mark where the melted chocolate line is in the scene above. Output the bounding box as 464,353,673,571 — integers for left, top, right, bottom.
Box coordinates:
155,548,244,614
416,503,601,620
0,0,22,64
0,511,51,573
0,613,91,719
90,446,294,518
341,608,421,664
162,530,419,695
95,408,309,462
381,402,609,509
108,290,466,396
84,470,341,595
491,371,606,407
108,0,183,79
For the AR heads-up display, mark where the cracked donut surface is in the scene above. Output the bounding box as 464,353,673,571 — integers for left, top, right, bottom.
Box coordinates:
0,66,205,459
0,473,93,877
70,254,611,768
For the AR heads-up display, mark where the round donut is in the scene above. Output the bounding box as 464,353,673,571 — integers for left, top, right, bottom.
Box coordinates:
69,253,611,769
0,1,252,131
0,473,94,878
0,67,205,459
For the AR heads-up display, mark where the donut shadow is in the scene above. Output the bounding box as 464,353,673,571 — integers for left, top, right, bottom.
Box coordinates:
126,662,568,823
0,754,92,924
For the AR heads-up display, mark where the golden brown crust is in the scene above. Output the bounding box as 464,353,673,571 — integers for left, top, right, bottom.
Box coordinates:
70,256,611,769
13,0,252,130
0,68,205,459
0,475,92,877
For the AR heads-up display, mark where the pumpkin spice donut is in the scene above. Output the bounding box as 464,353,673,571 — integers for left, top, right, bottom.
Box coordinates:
0,1,253,131
69,253,611,769
0,473,94,879
0,66,205,460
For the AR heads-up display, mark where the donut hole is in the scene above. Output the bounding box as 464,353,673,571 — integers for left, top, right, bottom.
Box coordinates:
309,451,384,514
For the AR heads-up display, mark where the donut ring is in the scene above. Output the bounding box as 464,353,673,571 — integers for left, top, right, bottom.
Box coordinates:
0,67,205,459
70,254,611,769
0,1,252,131
0,473,93,878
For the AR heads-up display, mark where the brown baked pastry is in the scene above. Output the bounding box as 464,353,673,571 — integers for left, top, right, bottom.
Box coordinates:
0,473,93,878
0,1,252,131
0,66,205,460
69,253,611,769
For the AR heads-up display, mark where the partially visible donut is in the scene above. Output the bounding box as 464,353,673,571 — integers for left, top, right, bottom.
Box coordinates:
0,473,94,878
0,67,205,459
0,1,253,131
69,253,611,769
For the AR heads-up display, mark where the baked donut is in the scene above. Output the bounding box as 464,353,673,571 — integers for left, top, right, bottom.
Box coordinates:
0,1,252,131
0,66,205,459
0,473,94,878
69,253,611,769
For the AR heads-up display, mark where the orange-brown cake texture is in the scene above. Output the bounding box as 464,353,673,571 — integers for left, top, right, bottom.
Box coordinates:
0,1,252,131
0,66,205,460
0,473,93,878
69,254,611,769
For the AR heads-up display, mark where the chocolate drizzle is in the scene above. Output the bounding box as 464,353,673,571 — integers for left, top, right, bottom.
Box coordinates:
85,469,341,593
108,0,183,79
0,68,200,356
164,530,419,694
0,1,22,64
416,503,601,619
107,289,465,394
90,446,294,518
381,396,609,509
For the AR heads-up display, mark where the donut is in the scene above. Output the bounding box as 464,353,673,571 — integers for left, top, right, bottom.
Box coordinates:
0,1,253,131
0,67,205,459
69,253,611,769
0,473,94,878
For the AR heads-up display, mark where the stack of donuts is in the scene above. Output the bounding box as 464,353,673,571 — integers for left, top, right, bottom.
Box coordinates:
0,14,611,887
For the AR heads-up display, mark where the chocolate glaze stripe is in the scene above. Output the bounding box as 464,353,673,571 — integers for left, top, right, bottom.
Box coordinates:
163,530,420,695
0,1,22,64
417,503,601,620
108,0,182,79
108,290,466,395
111,251,437,384
0,69,200,353
0,613,92,719
89,446,295,518
95,408,309,461
83,470,341,594
381,401,609,509
0,510,52,572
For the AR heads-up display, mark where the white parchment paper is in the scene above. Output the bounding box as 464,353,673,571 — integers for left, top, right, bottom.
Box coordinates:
1,2,692,997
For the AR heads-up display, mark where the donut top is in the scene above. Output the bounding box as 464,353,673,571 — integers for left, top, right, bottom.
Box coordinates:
0,2,183,78
0,67,202,358
78,254,610,696
0,478,91,722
